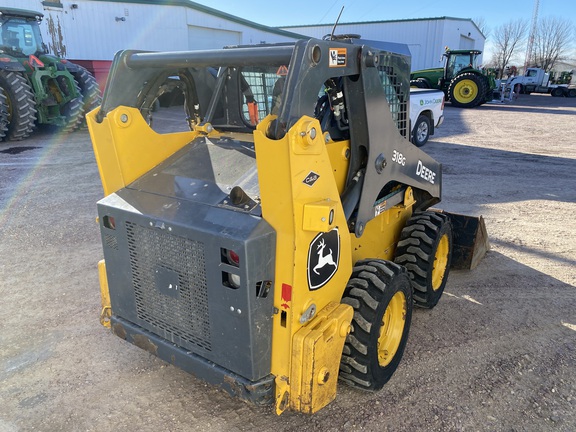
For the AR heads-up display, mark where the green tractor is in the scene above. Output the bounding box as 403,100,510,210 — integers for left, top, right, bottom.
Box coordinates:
410,49,495,108
0,7,101,141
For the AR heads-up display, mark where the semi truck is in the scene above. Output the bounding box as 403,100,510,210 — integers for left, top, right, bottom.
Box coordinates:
505,67,576,97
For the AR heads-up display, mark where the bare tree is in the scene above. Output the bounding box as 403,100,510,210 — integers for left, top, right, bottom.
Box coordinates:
491,19,528,79
473,17,490,40
531,16,575,72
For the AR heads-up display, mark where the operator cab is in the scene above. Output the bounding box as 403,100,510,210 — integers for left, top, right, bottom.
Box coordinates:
443,50,481,78
0,9,45,56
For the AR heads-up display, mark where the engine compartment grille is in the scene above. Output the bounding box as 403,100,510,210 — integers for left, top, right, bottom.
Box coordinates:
126,221,211,351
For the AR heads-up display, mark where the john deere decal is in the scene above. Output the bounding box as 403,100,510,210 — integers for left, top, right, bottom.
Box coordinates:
307,228,340,290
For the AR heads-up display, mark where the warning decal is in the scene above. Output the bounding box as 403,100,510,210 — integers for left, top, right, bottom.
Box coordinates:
329,48,347,67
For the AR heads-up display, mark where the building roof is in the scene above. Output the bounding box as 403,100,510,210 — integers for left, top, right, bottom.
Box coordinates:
282,16,485,39
62,0,306,39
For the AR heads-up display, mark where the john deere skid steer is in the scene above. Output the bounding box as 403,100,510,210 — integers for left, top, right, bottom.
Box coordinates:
88,37,488,414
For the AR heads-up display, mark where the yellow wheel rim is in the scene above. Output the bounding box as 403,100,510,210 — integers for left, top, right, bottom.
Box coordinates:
432,234,450,290
453,79,478,104
377,291,406,367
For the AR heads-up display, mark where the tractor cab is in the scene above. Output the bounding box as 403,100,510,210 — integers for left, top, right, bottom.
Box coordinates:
441,49,482,84
0,8,45,57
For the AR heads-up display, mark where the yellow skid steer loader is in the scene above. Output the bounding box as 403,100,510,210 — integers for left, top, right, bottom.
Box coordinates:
87,36,488,415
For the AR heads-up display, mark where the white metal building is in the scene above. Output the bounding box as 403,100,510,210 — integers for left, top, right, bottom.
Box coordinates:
2,0,304,85
2,2,485,82
282,17,486,71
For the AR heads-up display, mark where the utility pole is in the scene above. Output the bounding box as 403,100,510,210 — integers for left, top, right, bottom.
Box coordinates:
523,0,539,72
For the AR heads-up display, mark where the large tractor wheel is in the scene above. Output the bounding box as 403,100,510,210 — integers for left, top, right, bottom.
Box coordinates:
0,70,37,141
71,65,102,117
339,259,413,391
0,92,9,141
550,87,565,97
61,95,84,133
448,73,485,108
394,211,453,308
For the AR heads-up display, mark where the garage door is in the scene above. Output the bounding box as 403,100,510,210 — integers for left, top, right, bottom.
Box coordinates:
188,25,241,50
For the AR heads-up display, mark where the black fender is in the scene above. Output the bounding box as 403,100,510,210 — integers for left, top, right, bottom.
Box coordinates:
0,62,26,72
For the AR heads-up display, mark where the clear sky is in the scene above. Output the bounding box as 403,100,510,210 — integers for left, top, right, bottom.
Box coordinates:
192,0,576,62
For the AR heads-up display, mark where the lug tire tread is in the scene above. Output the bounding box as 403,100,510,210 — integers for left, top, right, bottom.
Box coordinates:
339,259,413,391
394,211,453,308
0,70,37,141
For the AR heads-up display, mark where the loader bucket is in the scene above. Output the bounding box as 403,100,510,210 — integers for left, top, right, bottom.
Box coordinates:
443,212,490,270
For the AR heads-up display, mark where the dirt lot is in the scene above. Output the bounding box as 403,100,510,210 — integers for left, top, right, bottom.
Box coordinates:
1,94,575,432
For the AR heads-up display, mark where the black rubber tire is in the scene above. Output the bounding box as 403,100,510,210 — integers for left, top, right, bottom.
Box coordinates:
550,87,564,97
448,73,485,108
339,259,413,391
0,70,37,141
567,88,576,98
412,114,430,147
394,211,453,309
0,92,9,141
71,65,101,117
61,95,84,133
410,78,429,89
480,88,494,105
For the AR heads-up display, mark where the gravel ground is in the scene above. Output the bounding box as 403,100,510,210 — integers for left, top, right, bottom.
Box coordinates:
0,93,575,432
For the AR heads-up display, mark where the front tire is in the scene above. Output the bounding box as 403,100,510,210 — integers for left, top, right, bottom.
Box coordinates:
0,70,37,140
448,73,485,108
412,114,430,147
394,211,453,308
339,260,413,391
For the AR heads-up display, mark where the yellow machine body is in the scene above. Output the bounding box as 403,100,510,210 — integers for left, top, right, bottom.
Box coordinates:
88,38,486,415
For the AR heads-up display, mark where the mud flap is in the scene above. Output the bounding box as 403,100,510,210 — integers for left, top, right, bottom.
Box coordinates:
442,212,490,270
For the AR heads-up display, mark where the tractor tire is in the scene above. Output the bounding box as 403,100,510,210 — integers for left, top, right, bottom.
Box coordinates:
394,211,453,309
0,70,37,141
0,92,9,141
72,65,102,118
448,73,485,108
61,95,84,133
567,88,576,98
410,78,429,89
412,114,430,147
339,259,413,391
550,87,564,97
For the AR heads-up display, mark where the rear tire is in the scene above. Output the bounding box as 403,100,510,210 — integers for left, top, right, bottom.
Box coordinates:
339,260,413,391
61,95,84,133
0,70,37,141
412,114,430,147
394,211,453,308
0,92,9,141
567,88,576,98
71,65,101,118
448,73,485,108
551,87,564,97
